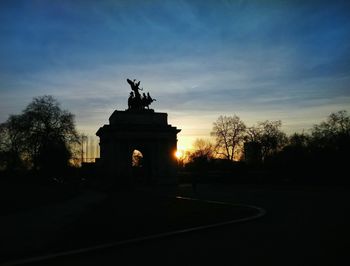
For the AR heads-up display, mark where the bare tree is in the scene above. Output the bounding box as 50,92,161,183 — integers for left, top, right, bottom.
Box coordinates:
312,110,350,141
244,120,287,161
0,115,28,170
211,115,246,161
258,120,287,159
310,110,350,155
189,138,214,162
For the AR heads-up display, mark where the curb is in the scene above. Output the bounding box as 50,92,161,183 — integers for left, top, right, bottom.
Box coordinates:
1,197,266,266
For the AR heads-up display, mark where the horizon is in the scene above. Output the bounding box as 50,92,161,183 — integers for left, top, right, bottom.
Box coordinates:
1,0,350,152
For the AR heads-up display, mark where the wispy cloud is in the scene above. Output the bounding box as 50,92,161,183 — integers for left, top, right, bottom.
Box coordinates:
1,0,350,149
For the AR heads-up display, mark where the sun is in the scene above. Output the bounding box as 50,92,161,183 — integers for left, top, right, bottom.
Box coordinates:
175,150,183,159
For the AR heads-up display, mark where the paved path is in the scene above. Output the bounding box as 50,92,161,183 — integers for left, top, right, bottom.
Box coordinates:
6,184,349,266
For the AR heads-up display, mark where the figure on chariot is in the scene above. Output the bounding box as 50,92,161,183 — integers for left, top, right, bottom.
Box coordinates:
127,78,156,110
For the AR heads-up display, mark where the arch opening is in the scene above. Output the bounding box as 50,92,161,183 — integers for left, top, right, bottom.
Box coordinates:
132,149,143,167
131,149,150,184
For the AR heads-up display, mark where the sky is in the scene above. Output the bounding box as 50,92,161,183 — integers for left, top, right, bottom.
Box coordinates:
1,0,350,152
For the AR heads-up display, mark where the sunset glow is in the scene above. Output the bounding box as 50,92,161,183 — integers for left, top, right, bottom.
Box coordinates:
0,1,349,146
175,150,183,159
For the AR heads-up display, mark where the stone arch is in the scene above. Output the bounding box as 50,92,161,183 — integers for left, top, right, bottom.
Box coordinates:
96,110,181,188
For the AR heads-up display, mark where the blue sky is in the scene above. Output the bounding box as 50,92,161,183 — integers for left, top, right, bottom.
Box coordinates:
1,0,350,150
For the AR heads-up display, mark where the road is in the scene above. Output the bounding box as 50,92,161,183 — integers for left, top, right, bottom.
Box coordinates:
16,184,350,265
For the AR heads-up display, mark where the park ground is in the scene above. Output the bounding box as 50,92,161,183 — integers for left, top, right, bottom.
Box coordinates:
1,181,349,265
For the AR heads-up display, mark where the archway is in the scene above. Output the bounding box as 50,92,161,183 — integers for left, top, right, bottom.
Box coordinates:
131,149,148,184
96,110,181,187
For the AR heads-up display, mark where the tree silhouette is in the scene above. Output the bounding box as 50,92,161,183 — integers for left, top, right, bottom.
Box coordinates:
0,96,79,177
245,120,287,161
211,115,246,161
188,138,214,163
309,110,350,176
0,115,27,171
311,110,350,149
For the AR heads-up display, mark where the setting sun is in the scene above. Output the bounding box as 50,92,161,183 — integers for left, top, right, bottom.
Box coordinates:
175,150,183,159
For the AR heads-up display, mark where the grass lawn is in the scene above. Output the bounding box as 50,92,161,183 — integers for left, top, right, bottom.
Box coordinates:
0,182,75,216
48,190,259,254
1,183,260,263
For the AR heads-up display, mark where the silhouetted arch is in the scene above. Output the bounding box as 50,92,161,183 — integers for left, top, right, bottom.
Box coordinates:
96,110,181,187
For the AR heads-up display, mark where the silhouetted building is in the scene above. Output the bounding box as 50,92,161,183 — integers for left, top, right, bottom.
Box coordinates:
96,79,180,188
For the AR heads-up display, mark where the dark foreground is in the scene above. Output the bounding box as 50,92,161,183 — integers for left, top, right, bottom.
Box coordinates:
0,183,258,265
9,183,350,266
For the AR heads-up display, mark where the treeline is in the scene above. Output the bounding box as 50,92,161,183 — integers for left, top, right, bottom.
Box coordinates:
1,95,349,185
180,110,350,184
